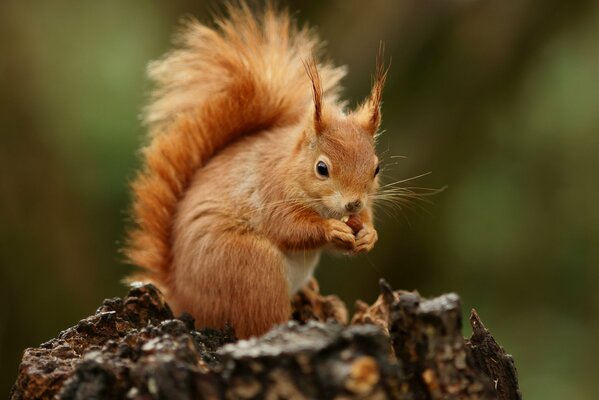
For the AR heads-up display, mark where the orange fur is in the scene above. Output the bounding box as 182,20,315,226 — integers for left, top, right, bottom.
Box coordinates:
125,3,386,338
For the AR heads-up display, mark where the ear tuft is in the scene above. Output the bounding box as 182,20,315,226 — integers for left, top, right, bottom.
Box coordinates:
356,42,390,136
370,42,390,132
303,57,325,133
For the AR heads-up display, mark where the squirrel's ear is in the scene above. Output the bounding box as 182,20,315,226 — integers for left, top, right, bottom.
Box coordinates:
304,58,326,134
355,43,389,136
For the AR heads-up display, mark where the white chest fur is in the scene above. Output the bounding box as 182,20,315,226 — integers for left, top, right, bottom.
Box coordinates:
284,250,321,295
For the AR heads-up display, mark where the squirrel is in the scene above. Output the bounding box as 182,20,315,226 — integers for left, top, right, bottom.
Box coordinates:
124,3,388,339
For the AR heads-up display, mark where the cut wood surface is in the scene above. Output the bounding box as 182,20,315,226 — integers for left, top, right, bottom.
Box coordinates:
10,280,521,399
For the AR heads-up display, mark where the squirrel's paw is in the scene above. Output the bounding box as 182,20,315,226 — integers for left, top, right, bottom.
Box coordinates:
354,225,378,254
325,219,356,251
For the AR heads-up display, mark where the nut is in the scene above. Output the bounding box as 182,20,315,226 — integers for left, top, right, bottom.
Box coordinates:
345,215,363,235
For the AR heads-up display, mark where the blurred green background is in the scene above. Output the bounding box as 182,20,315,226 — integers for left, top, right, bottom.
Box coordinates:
1,0,598,398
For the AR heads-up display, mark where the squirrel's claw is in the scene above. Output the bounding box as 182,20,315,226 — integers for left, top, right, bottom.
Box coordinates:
354,226,378,254
325,219,356,251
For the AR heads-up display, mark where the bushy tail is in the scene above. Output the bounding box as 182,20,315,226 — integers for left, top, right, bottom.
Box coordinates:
125,3,346,281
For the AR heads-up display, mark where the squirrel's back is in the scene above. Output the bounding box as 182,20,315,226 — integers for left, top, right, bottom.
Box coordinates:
125,3,346,281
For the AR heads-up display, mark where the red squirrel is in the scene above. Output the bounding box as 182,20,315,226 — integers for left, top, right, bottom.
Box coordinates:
125,3,388,338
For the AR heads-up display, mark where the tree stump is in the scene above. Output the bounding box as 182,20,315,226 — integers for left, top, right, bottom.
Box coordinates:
10,280,520,399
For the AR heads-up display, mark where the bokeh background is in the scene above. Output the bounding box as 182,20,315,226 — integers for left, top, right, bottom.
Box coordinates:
1,0,598,397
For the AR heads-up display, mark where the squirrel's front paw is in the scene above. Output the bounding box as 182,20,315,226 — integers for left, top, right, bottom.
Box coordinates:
325,219,356,251
354,225,378,254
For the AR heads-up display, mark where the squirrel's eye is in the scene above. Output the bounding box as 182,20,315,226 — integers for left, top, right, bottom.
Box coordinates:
374,165,380,177
316,160,329,178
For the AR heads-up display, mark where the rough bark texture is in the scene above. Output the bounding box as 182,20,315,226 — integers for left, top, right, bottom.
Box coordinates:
11,280,520,399
466,310,522,400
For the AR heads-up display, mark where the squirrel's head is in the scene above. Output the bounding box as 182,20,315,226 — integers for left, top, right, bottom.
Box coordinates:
295,56,388,219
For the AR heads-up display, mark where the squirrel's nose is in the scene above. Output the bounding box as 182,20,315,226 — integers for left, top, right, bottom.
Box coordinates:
345,199,362,213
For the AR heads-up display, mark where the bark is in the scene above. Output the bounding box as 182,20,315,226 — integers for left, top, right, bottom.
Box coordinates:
466,310,521,400
10,281,520,399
